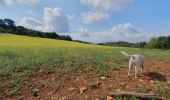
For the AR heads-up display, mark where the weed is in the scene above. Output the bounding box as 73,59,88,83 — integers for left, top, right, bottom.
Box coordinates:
96,63,110,76
136,85,150,93
88,82,99,89
116,96,138,100
41,83,50,88
154,84,170,97
0,34,170,98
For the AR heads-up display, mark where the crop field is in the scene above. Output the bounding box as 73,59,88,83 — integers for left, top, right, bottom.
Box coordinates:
0,34,170,99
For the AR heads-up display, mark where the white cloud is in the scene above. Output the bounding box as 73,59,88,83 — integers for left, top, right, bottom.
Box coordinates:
3,0,39,5
19,7,69,33
42,7,69,33
81,0,133,12
80,0,133,24
67,23,153,43
66,15,75,20
3,0,14,5
25,10,36,17
81,11,109,24
76,27,89,37
18,17,42,30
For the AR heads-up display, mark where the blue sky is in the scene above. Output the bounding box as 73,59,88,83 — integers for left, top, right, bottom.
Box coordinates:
0,0,170,43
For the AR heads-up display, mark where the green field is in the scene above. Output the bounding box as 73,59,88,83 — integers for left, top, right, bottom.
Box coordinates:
0,33,170,96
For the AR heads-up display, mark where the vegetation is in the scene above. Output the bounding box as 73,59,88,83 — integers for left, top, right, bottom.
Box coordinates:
154,84,170,98
1,18,170,49
145,36,170,49
0,18,72,41
98,41,146,48
1,34,170,97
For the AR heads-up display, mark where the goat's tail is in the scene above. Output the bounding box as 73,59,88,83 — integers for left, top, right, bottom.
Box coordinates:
120,51,132,57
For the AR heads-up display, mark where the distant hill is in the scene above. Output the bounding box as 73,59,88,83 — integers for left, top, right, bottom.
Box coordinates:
98,41,146,48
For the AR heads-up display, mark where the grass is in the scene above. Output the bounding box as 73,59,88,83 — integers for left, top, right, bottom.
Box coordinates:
136,85,151,93
154,84,170,98
0,33,170,96
116,96,138,100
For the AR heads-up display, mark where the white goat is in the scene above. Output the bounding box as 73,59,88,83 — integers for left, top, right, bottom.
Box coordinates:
120,51,144,79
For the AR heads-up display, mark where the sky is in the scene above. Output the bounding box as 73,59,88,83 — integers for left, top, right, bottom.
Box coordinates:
0,0,170,43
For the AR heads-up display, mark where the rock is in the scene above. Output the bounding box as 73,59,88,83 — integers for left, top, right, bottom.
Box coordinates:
139,79,144,82
107,96,113,100
18,96,24,100
52,75,56,82
149,91,155,95
37,96,41,99
68,87,76,91
80,87,87,94
126,85,130,88
32,89,39,97
59,96,66,100
116,89,121,92
38,69,44,73
150,80,154,83
96,98,100,100
100,76,106,80
97,81,101,85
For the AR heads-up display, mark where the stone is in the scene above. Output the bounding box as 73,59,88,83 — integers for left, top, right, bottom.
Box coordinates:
32,89,39,97
68,87,76,91
100,76,106,80
80,87,87,94
107,96,113,100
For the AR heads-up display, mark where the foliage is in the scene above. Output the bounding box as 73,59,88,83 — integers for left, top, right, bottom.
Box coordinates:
0,34,170,96
145,36,170,49
0,18,72,41
98,41,147,48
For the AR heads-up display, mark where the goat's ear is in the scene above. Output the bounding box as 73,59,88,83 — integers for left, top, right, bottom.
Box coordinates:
132,56,135,59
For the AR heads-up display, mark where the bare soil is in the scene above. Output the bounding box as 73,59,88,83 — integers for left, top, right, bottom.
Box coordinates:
3,60,170,100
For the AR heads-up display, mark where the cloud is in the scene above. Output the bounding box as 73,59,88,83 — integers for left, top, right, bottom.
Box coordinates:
3,0,39,6
80,0,133,24
76,27,89,37
66,15,75,20
19,7,69,33
67,23,153,43
81,11,109,24
18,17,42,30
42,7,69,33
26,10,36,17
3,0,14,5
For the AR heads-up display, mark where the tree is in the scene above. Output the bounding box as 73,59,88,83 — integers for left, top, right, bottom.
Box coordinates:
0,19,4,25
3,18,16,27
145,37,158,49
0,18,73,41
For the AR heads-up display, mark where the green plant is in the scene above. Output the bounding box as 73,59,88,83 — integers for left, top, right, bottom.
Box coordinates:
88,82,99,89
136,85,150,93
41,83,50,88
116,96,138,100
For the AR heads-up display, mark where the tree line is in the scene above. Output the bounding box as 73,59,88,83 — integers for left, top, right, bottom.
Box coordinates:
145,36,170,49
0,18,170,49
98,41,147,48
98,36,170,49
0,18,72,41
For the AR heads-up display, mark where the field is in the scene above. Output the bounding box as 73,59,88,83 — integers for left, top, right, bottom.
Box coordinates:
0,34,170,100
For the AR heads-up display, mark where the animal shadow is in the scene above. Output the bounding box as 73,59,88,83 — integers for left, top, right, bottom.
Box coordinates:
144,72,167,82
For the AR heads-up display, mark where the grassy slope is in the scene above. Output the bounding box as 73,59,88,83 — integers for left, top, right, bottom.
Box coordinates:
0,33,170,96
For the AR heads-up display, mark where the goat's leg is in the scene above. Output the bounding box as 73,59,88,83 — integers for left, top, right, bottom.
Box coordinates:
128,58,133,77
135,66,141,79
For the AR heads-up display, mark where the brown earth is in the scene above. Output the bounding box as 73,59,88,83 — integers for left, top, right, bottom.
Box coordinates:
3,60,170,100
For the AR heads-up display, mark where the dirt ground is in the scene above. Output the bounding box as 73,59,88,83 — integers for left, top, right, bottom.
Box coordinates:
3,60,170,100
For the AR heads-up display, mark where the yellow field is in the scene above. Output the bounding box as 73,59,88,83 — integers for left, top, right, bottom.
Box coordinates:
0,33,112,49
